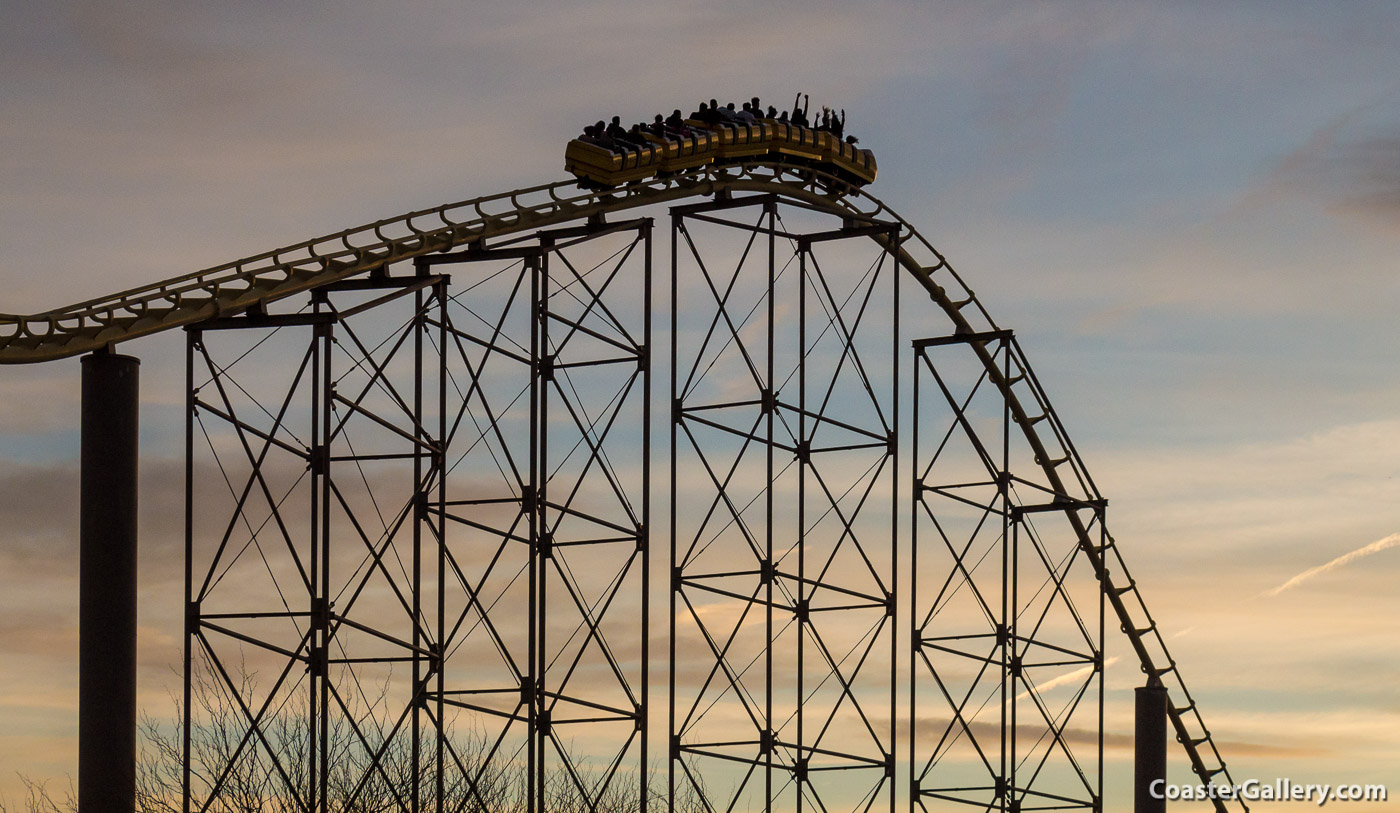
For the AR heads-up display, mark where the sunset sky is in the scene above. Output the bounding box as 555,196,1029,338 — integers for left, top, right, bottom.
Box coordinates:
1,1,1397,809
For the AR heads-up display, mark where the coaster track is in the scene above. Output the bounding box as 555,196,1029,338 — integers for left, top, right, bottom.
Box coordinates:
0,165,887,365
0,161,1244,811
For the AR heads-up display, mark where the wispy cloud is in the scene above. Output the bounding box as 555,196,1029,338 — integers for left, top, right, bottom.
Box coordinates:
1249,92,1400,234
898,715,1325,758
1002,658,1121,711
1263,533,1400,597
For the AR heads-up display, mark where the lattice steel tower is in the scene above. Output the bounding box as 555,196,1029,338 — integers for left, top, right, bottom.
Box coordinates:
0,161,1245,813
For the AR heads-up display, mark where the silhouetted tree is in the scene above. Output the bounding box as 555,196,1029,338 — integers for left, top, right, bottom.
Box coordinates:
4,664,706,813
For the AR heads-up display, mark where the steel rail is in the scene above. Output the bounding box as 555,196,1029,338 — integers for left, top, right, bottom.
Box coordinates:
0,159,1243,811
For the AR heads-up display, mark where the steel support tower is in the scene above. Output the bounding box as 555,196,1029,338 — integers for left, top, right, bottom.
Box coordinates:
184,219,651,812
669,196,900,813
910,331,1106,813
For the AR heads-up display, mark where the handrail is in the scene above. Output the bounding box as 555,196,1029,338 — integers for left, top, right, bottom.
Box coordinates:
0,161,991,364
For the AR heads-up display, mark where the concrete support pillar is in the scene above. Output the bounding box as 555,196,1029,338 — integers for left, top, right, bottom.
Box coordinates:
79,351,139,813
1135,678,1168,813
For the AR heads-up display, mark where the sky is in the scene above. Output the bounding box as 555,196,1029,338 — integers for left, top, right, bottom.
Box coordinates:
1,0,1398,809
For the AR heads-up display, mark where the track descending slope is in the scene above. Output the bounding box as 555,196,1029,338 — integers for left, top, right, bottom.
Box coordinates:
0,161,1245,811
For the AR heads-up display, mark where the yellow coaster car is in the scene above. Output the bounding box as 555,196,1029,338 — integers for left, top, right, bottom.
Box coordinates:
565,139,663,186
766,121,825,163
566,109,876,189
824,138,877,186
711,121,773,160
643,131,715,174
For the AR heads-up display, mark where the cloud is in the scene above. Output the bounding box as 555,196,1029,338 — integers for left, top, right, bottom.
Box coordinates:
899,715,1323,759
1329,135,1400,217
1252,94,1400,234
1012,658,1121,706
1098,418,1400,562
0,456,193,582
0,364,80,436
1210,737,1329,760
1262,532,1400,597
1203,707,1400,761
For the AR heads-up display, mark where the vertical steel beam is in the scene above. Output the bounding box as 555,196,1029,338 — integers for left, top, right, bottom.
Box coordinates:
528,250,543,813
763,199,776,813
412,285,425,813
312,303,333,813
80,350,140,813
434,277,449,813
909,346,920,811
182,332,194,813
1136,679,1168,813
667,211,680,813
889,227,900,813
640,220,654,813
796,226,808,813
1003,338,1015,813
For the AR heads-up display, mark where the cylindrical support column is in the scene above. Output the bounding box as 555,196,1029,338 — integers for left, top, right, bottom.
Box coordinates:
80,351,140,813
1135,678,1168,813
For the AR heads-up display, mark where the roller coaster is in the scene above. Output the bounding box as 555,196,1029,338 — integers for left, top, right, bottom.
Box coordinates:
1,140,1245,813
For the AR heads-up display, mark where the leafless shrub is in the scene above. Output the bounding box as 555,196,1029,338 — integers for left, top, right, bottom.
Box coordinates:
6,662,707,813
